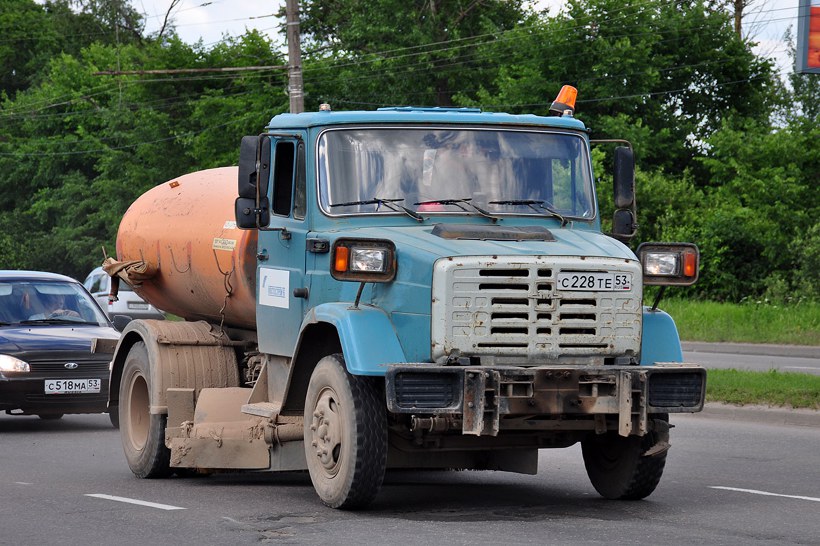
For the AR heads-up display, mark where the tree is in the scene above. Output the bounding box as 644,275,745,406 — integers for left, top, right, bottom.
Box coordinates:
296,0,528,107
462,0,777,174
0,0,63,96
0,31,287,279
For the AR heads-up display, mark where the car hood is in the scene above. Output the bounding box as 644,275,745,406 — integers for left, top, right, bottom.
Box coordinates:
0,325,120,356
342,223,636,261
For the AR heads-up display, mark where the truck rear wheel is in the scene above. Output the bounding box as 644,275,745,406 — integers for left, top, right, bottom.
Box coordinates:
304,354,387,509
119,341,171,479
581,418,668,500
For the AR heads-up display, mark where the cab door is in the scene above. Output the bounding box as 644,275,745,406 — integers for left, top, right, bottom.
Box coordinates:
256,136,309,357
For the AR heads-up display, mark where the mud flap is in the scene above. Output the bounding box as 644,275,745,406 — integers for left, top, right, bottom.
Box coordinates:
168,387,270,470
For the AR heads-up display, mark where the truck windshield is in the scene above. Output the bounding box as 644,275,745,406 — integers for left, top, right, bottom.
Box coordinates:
318,128,595,220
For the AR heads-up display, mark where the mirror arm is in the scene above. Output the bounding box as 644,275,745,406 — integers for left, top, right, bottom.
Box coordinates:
259,225,291,240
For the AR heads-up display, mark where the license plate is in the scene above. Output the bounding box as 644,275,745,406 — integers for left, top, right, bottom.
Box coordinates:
557,272,632,291
44,378,101,394
128,302,149,310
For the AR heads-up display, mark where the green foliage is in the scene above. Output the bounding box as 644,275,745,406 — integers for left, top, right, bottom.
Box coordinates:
463,0,777,174
659,299,820,345
706,369,820,409
298,0,527,107
0,26,287,279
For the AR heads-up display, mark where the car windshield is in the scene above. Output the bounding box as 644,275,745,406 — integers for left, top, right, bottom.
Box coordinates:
0,280,109,326
318,128,595,219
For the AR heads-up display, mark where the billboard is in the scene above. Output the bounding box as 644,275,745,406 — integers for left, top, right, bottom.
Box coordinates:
797,0,820,73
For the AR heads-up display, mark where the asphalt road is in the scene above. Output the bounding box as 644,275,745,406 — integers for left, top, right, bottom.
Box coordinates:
2,411,818,545
682,342,820,375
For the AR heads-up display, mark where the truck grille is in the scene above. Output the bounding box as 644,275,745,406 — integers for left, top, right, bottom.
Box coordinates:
431,256,642,363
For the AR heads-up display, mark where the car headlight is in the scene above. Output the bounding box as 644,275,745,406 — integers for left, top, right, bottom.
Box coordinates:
332,239,397,282
0,355,30,373
637,242,699,286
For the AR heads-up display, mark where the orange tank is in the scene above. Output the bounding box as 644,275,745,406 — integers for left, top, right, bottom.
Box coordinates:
116,167,258,329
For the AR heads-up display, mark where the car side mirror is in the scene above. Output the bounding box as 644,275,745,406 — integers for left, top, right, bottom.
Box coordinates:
237,135,272,199
612,209,637,242
612,146,637,241
112,315,132,332
235,196,271,229
237,135,272,229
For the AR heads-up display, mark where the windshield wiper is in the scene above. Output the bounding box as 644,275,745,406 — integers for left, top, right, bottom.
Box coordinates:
488,200,567,226
414,198,499,222
19,318,94,325
330,197,423,223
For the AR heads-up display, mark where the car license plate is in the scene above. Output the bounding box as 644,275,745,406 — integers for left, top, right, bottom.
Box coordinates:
557,272,632,291
128,302,149,310
44,378,101,394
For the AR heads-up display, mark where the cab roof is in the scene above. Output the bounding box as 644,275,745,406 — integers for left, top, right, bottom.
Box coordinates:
266,107,587,132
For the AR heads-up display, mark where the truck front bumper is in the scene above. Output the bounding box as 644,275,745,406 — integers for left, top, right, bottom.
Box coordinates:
385,364,705,437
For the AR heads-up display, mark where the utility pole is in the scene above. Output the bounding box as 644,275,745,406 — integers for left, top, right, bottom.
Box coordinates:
286,0,304,114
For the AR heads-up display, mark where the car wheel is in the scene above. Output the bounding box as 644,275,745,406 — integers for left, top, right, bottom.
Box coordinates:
119,341,171,478
304,354,387,509
581,417,668,500
38,414,64,420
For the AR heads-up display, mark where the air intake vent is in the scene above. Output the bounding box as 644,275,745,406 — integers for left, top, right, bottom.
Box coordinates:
432,256,643,362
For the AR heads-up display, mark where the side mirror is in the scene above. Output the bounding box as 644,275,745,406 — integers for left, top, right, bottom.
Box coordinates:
613,146,634,209
237,135,272,199
235,196,270,229
612,146,637,241
112,315,132,332
612,209,637,242
237,135,272,229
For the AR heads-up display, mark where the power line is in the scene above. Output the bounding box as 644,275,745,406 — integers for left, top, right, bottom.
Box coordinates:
93,65,286,75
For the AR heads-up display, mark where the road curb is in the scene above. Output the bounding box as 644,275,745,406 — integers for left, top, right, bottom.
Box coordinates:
696,402,820,428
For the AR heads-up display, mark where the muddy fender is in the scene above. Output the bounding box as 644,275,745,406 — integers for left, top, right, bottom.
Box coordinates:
109,319,240,415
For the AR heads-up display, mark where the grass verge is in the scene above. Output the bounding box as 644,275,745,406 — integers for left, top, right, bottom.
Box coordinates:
658,299,820,346
706,369,820,410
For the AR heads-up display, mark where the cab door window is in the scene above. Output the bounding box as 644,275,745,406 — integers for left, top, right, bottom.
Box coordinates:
272,141,295,217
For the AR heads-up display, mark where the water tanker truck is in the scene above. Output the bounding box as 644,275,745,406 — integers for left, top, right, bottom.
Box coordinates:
104,86,706,509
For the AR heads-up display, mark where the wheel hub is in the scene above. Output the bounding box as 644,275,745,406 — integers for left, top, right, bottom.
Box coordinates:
309,388,342,475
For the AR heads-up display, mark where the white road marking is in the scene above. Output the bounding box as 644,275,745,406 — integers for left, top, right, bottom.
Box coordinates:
14,482,32,485
85,493,186,510
783,367,820,372
709,486,820,503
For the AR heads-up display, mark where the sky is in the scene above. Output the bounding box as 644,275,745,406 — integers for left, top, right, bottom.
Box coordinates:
138,0,801,76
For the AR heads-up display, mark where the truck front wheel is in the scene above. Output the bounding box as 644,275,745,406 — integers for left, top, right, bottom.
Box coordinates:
581,418,668,500
303,354,387,509
119,341,171,479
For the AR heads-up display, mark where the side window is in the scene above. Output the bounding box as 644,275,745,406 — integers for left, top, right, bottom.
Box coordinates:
272,141,295,217
293,142,307,220
88,274,106,294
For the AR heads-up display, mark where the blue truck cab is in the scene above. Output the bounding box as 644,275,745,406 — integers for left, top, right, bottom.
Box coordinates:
114,88,705,510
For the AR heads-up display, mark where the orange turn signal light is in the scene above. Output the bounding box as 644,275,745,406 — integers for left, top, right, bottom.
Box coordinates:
334,245,350,272
683,250,697,278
